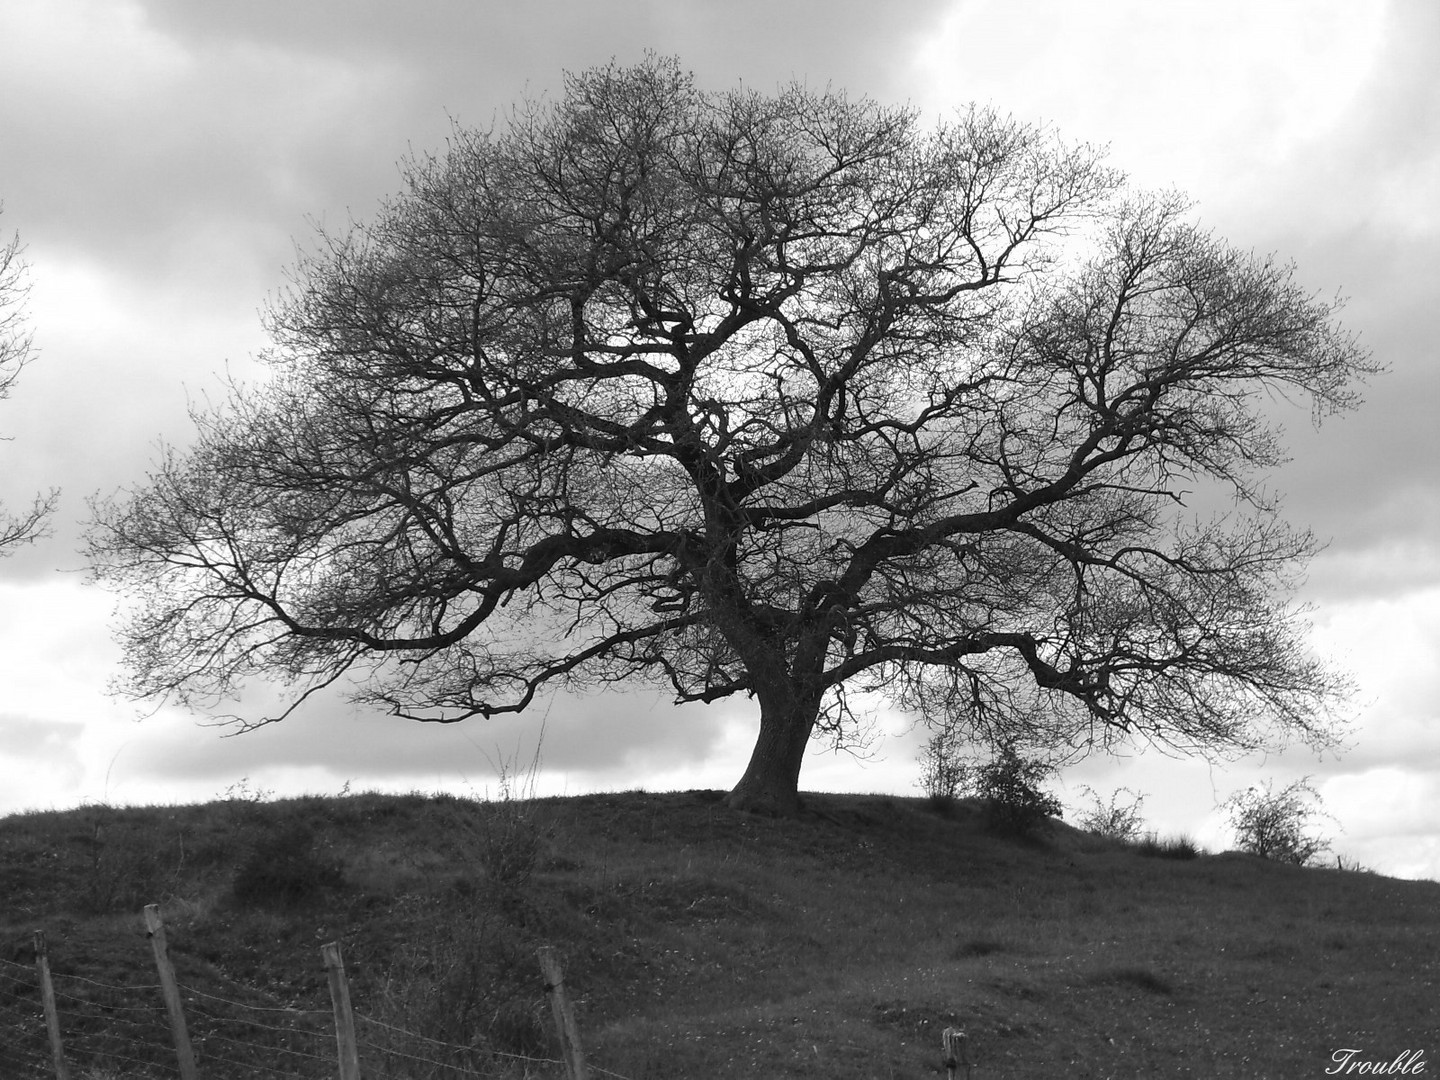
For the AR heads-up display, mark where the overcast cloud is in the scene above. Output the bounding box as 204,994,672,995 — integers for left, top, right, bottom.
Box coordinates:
1,0,1436,878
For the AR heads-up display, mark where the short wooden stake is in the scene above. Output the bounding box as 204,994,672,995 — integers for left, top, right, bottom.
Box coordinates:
33,931,71,1080
322,942,361,1080
538,946,588,1080
942,1026,973,1080
143,905,198,1080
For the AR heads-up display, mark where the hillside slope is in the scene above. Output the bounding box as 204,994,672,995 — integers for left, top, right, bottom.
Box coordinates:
2,789,1436,1078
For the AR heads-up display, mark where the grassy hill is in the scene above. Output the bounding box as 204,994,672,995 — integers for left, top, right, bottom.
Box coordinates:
2,789,1436,1079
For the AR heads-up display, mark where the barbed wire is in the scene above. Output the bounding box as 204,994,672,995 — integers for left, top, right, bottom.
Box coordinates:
354,1008,569,1078
176,974,336,1079
3,939,641,1080
0,958,51,1077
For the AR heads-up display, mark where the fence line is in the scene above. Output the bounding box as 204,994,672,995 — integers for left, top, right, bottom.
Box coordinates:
352,1009,568,1077
174,977,336,1079
145,903,198,1080
0,909,623,1080
0,956,51,1076
33,932,70,1080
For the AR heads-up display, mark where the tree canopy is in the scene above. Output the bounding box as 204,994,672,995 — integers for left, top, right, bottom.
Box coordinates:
0,211,56,556
88,58,1373,813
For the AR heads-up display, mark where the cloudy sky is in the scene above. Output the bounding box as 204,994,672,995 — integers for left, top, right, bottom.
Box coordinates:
1,0,1436,878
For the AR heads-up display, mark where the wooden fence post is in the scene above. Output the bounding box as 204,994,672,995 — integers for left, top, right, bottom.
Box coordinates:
143,905,198,1080
321,942,361,1080
942,1026,973,1080
33,931,71,1080
537,946,588,1080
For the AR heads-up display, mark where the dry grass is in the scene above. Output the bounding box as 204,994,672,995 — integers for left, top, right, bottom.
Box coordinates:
1,789,1435,1078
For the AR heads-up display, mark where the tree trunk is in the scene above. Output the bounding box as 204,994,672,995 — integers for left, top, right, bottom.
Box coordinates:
725,686,821,816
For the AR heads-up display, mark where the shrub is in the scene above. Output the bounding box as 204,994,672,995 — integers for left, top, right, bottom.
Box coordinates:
231,824,344,908
918,734,1063,836
435,794,546,903
1224,777,1334,866
476,801,543,895
918,728,972,803
74,813,188,914
975,743,1063,839
460,743,548,898
1074,785,1148,842
374,894,547,1062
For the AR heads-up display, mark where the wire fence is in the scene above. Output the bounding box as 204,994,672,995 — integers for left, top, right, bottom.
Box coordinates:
0,916,593,1080
351,1012,565,1079
3,955,193,1078
1,956,55,1077
168,979,336,1079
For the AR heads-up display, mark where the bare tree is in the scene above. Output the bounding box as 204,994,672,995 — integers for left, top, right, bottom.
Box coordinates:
0,211,57,555
87,58,1373,814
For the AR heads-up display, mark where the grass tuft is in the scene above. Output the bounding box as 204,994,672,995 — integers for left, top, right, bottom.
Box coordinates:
1085,966,1175,995
954,938,1011,959
1134,833,1203,860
